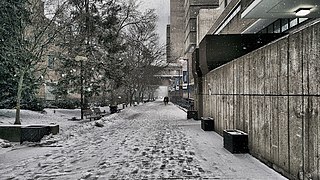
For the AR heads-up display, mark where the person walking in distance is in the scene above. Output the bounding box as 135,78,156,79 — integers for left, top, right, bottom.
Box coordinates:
163,96,169,105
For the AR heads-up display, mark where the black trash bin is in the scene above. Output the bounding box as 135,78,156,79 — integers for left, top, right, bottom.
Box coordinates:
223,129,248,153
201,117,214,131
109,105,118,114
187,110,198,120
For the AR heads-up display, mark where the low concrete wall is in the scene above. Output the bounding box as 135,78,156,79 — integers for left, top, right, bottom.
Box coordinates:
202,21,320,179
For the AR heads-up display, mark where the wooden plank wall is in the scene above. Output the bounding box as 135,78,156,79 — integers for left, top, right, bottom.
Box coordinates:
202,22,320,179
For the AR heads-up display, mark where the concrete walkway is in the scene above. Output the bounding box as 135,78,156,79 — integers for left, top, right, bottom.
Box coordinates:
0,101,287,179
177,111,286,179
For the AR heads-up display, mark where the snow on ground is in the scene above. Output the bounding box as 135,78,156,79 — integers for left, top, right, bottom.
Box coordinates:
0,101,287,179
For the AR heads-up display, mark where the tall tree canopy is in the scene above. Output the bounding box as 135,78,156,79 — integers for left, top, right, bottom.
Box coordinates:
0,0,167,123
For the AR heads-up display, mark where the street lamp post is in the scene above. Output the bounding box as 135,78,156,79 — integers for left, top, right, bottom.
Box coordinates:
75,55,88,119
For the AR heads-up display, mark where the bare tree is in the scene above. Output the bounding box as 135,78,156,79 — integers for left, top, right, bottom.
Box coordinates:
121,9,167,105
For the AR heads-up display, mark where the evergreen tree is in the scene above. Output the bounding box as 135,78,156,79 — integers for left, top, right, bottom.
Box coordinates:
0,0,65,124
0,0,37,110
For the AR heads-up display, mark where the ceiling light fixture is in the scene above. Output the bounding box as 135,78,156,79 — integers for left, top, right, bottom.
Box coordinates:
295,8,311,16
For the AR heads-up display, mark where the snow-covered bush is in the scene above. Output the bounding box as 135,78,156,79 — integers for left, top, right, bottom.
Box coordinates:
0,139,12,148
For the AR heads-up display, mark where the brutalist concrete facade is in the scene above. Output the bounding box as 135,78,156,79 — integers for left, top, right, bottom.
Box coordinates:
196,9,221,47
170,0,219,100
194,0,320,179
166,24,171,62
184,0,219,53
169,0,185,62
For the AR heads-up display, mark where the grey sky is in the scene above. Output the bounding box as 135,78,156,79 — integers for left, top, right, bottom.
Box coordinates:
139,0,170,45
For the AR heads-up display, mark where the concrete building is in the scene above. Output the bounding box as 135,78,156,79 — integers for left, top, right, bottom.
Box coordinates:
169,0,185,63
169,0,320,179
188,0,320,179
26,0,60,102
168,0,219,103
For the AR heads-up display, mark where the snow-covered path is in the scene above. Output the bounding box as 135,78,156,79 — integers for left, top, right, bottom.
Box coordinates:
0,101,287,179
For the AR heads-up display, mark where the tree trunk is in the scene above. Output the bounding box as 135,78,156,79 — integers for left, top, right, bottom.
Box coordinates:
130,92,134,106
111,90,115,105
14,71,25,125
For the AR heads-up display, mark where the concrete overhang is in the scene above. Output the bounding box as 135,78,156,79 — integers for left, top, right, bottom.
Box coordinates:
241,0,320,19
199,33,285,75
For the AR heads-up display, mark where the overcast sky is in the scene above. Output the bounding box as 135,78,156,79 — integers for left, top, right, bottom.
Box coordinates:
139,0,170,45
45,0,170,45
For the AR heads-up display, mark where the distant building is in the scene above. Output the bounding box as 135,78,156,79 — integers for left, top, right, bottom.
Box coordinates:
28,0,60,102
169,0,185,63
168,0,219,100
166,24,171,62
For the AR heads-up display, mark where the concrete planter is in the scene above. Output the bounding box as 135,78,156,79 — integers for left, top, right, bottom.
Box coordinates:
223,129,248,153
21,125,51,143
201,117,214,131
0,125,25,142
48,124,59,135
0,124,59,143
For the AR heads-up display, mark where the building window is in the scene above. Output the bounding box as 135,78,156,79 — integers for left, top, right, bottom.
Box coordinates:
48,55,55,69
258,18,309,34
290,18,298,28
267,25,274,33
281,19,289,32
260,28,267,34
274,19,281,33
183,71,187,83
298,18,308,23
